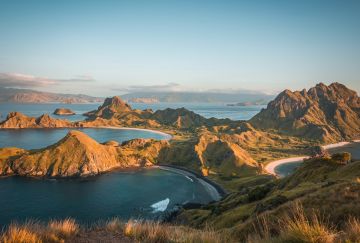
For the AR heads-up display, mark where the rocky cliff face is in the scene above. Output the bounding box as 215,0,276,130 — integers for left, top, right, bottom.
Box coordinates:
0,130,169,177
250,83,360,142
0,112,73,128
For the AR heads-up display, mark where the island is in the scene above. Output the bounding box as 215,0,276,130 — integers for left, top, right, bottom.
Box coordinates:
0,82,359,242
53,108,76,116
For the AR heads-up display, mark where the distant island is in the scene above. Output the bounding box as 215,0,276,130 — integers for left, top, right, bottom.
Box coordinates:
122,91,274,103
0,87,103,103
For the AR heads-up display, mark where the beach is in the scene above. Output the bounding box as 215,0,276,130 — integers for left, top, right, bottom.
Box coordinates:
265,140,360,176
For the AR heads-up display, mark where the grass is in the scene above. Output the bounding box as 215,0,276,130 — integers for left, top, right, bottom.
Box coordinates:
0,218,226,243
123,219,225,243
0,219,79,243
246,203,360,243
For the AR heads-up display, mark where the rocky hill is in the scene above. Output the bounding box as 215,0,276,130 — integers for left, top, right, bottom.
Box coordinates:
83,96,221,129
84,96,132,119
0,130,169,177
0,112,73,128
250,82,360,142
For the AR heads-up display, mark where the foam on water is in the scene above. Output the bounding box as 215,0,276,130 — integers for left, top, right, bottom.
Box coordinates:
151,198,170,213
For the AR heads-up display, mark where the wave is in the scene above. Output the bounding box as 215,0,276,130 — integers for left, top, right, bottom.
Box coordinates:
185,175,194,182
151,198,170,213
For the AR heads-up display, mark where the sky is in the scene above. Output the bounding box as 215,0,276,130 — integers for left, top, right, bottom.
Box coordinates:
0,0,359,96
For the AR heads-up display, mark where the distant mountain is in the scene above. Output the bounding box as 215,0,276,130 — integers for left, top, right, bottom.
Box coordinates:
250,82,360,142
121,91,274,103
0,87,103,103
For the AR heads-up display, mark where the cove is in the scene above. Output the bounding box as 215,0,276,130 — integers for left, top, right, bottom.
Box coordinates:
0,168,215,226
269,142,360,178
0,127,170,149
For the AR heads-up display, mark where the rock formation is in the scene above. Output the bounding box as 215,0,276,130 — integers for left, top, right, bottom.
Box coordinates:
83,96,217,129
0,112,73,128
151,108,210,129
250,82,360,142
0,130,169,177
53,108,75,116
84,96,132,119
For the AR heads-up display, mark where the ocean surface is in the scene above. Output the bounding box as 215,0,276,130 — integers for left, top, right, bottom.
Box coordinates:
0,128,169,150
0,168,214,226
0,102,264,122
274,142,360,177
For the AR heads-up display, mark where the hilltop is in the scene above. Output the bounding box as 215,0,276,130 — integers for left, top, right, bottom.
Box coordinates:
250,82,360,142
0,130,168,177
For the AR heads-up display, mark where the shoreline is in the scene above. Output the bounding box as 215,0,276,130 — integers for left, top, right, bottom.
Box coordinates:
155,165,226,202
265,140,359,176
87,126,173,140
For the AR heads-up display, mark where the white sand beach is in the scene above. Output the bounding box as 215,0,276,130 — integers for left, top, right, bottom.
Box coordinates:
97,126,173,140
265,140,359,176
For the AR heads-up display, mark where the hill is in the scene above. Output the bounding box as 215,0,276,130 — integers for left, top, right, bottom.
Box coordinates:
0,112,73,128
250,82,360,142
0,130,168,177
0,87,103,103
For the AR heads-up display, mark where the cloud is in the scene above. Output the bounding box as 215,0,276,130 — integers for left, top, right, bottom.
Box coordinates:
115,82,182,92
0,73,95,88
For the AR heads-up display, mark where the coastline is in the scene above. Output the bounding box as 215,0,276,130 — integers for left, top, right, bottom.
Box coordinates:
264,156,309,176
265,140,359,176
155,165,226,202
96,126,173,140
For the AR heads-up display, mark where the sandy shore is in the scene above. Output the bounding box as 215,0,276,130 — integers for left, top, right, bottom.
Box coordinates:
97,126,172,140
321,141,350,150
264,156,309,175
265,140,358,176
155,165,223,201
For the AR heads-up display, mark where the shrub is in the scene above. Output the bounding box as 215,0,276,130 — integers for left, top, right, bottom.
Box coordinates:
279,205,336,243
0,222,41,243
342,217,360,242
47,218,79,238
331,152,351,165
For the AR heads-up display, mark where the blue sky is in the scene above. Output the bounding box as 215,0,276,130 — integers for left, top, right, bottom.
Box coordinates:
0,0,359,96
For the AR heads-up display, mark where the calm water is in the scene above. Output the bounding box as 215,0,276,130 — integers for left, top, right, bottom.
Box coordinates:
0,128,169,149
0,102,264,121
274,142,360,177
0,169,214,226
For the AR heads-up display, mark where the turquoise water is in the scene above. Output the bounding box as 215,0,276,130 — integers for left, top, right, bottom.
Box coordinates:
0,128,168,149
0,168,214,226
0,102,264,121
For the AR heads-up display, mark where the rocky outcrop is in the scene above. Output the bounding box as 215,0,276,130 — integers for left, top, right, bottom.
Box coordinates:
250,83,360,142
0,130,169,177
53,108,75,116
84,96,132,119
151,108,209,129
0,112,73,128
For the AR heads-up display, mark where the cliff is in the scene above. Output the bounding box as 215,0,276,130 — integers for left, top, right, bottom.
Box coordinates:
250,82,360,142
0,130,169,177
0,112,73,128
